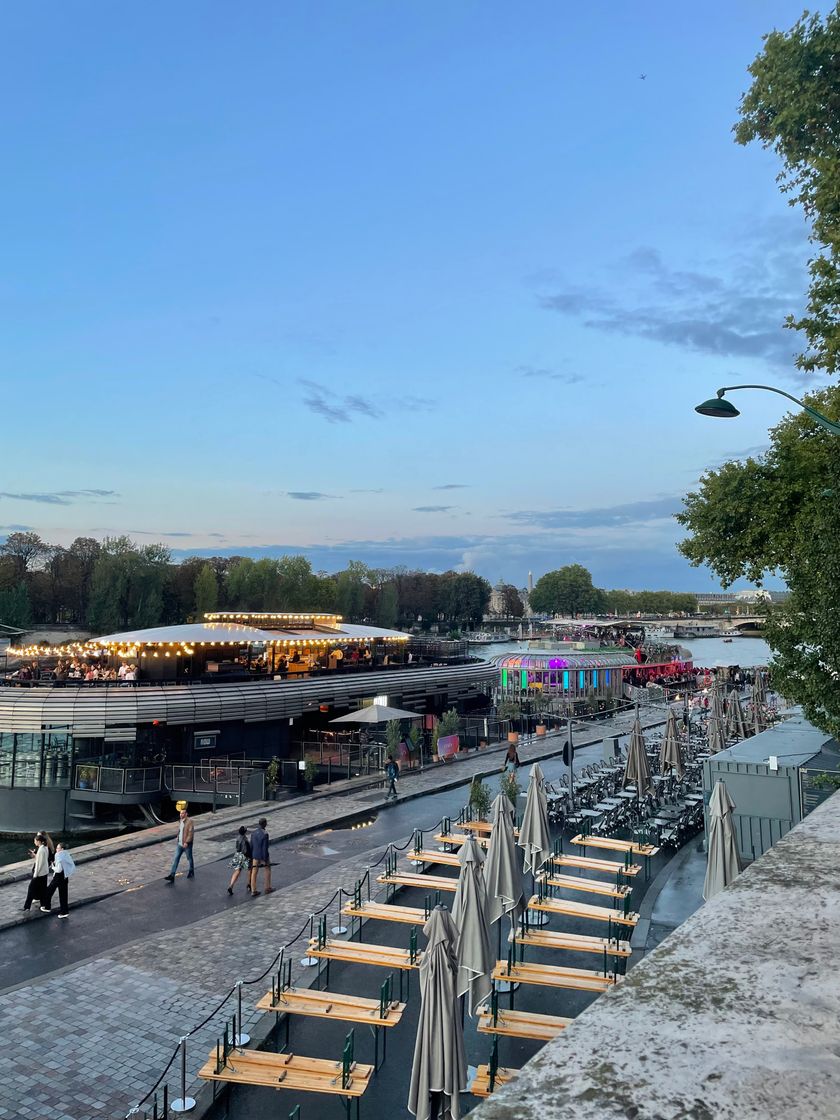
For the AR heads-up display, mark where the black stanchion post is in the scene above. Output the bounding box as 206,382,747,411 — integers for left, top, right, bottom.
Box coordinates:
170,1037,196,1113
234,980,250,1047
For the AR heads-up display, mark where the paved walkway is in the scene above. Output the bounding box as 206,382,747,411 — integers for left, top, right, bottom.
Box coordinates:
0,708,669,1120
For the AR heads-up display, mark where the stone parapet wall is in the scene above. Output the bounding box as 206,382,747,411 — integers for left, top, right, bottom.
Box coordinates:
473,791,840,1120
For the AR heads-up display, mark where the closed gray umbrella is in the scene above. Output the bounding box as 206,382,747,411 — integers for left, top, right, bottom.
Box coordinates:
451,835,493,1016
623,717,652,795
752,667,768,707
331,704,421,724
519,762,551,875
707,715,725,754
752,700,767,737
711,680,726,724
726,689,747,740
484,793,525,929
408,906,468,1120
658,710,684,778
703,780,743,900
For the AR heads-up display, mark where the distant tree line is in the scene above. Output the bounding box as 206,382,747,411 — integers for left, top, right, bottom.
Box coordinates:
529,564,696,617
0,535,699,636
0,532,495,633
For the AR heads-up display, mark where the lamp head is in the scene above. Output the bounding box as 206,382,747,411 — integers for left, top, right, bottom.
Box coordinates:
695,389,740,419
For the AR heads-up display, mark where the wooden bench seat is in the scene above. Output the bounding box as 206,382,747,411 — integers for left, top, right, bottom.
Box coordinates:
198,1046,373,1097
570,834,659,857
255,985,405,1028
537,872,632,900
511,927,632,958
476,1005,571,1040
434,832,487,849
551,853,641,877
491,959,621,993
470,1064,518,1097
342,900,428,926
306,938,421,971
528,895,639,927
462,820,519,838
405,849,460,867
377,871,457,893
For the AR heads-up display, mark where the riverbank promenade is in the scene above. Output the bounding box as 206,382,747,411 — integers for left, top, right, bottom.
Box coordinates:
0,709,668,1120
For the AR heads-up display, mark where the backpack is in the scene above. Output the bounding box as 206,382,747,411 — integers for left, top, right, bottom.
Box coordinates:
386,760,399,780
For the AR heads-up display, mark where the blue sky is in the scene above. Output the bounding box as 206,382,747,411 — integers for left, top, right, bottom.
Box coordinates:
0,2,822,590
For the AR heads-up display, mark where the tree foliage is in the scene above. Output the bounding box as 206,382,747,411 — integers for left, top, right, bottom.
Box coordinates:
735,7,840,374
677,384,840,735
529,564,605,616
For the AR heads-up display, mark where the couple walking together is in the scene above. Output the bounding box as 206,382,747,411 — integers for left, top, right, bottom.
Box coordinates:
23,832,76,917
227,818,273,896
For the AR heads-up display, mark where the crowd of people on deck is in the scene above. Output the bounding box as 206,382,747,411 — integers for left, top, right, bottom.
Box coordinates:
8,659,137,683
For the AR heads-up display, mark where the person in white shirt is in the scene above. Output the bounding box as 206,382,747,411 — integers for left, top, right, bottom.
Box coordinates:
23,835,50,914
47,843,76,917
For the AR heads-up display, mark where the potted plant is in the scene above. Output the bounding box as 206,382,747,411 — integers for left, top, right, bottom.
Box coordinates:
496,699,521,744
468,777,492,820
385,719,402,761
265,756,281,800
77,764,98,791
303,758,318,793
500,769,521,808
433,708,461,760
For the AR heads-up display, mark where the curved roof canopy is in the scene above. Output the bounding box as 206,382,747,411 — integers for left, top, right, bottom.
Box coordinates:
497,650,638,670
89,620,410,649
90,622,278,647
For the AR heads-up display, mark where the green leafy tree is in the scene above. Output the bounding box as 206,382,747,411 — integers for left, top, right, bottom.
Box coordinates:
530,564,605,616
440,571,492,628
0,532,50,579
735,8,840,374
193,563,219,617
335,561,369,621
0,582,33,628
677,385,840,735
498,583,524,617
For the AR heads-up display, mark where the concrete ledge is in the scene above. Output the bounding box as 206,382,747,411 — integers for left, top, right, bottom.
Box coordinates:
472,790,840,1120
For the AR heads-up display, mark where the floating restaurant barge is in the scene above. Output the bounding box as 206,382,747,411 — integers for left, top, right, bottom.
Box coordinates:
495,642,693,712
0,612,495,834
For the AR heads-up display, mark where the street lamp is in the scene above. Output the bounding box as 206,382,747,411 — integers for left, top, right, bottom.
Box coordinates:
695,384,840,437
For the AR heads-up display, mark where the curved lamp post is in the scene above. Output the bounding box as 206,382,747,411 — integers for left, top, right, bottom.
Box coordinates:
695,384,840,437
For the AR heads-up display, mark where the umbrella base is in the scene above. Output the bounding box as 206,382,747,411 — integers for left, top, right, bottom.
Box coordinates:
530,909,550,927
299,955,318,967
331,925,348,935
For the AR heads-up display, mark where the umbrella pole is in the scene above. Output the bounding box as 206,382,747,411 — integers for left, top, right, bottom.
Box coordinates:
531,869,549,926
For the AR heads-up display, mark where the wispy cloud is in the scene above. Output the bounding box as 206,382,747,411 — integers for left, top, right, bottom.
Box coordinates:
432,484,470,491
286,491,340,501
504,496,682,530
516,364,584,385
0,523,34,531
0,489,118,506
350,488,386,494
299,379,383,423
537,223,810,371
413,504,455,513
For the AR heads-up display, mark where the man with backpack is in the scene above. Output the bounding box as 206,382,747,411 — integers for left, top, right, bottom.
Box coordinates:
385,755,400,802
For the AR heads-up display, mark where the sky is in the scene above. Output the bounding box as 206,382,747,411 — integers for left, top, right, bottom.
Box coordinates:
0,1,826,591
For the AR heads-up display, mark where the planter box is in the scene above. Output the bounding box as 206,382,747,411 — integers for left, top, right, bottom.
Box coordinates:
507,731,519,745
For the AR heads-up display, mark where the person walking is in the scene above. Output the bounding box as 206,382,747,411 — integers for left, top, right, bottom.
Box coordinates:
46,843,76,917
23,834,51,914
503,743,521,774
164,808,195,883
384,755,400,801
249,818,273,897
227,826,252,895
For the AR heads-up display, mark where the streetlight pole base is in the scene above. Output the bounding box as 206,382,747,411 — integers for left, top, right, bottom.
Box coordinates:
171,1098,196,1114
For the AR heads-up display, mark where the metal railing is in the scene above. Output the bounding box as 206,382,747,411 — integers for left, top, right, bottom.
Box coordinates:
73,764,163,795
